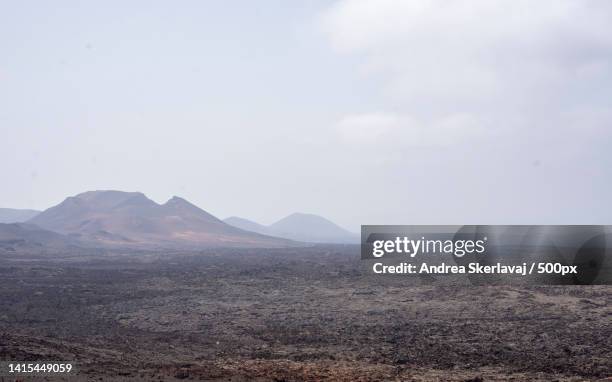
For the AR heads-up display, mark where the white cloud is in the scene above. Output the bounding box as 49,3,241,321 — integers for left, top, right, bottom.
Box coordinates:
319,1,612,225
334,111,486,149
323,0,612,170
321,0,612,108
335,112,403,144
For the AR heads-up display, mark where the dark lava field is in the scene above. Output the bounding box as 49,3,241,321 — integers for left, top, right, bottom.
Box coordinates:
0,246,610,381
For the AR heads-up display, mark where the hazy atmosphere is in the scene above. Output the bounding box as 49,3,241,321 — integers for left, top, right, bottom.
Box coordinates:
1,3,611,381
2,0,612,230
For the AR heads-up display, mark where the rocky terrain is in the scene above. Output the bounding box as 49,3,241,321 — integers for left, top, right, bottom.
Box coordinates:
0,246,610,381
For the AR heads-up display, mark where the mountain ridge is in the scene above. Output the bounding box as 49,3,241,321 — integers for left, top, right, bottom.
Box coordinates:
0,222,78,252
28,190,295,249
224,213,357,244
0,208,41,223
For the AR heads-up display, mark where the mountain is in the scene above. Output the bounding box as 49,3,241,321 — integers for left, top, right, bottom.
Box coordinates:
0,208,40,223
223,217,271,236
269,213,357,243
28,190,293,249
224,213,357,244
0,223,76,252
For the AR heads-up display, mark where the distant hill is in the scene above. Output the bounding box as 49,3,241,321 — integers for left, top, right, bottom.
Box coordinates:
223,216,272,236
0,208,40,223
225,213,357,244
0,223,77,252
28,190,294,249
269,213,357,243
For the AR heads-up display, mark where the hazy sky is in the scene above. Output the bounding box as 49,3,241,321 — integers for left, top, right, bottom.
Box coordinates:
1,0,611,231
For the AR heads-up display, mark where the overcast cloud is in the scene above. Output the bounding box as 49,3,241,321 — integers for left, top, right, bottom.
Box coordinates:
1,1,611,230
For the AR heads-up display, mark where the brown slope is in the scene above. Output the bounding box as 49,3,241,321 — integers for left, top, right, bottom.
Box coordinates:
28,190,294,249
0,223,78,252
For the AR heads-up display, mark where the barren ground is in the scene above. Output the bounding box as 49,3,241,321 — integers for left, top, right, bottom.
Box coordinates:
0,246,610,381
